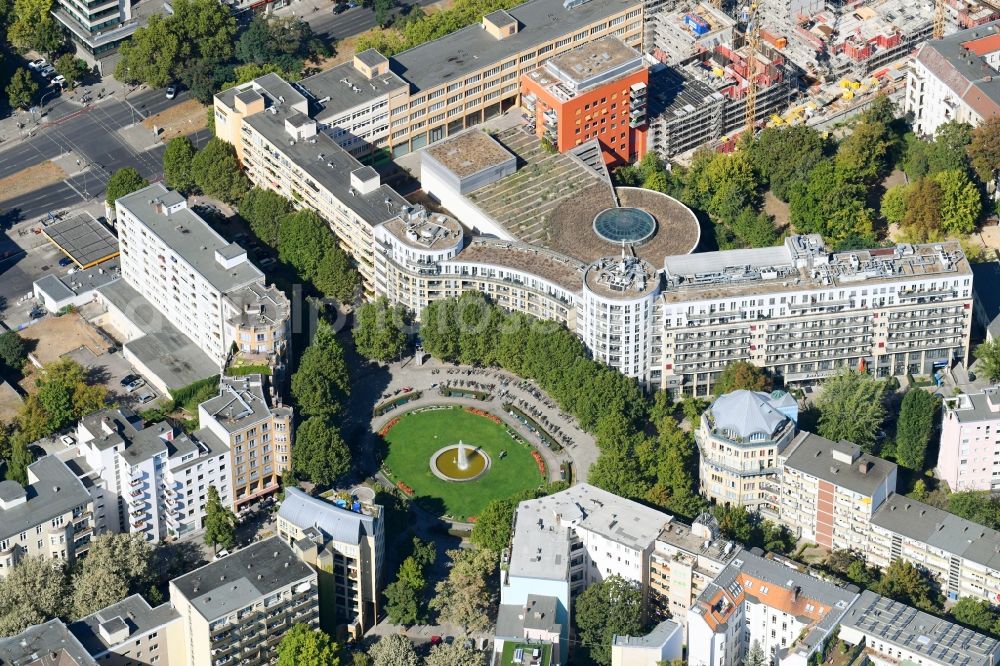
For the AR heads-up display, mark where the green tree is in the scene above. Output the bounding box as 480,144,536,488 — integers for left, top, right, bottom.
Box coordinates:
291,321,350,418
895,390,938,471
743,640,766,666
371,0,395,26
6,67,36,109
191,138,249,203
946,491,1000,529
789,160,875,243
933,168,981,237
951,597,1000,634
419,299,461,362
384,555,427,626
203,485,236,554
368,633,419,666
240,188,292,247
115,14,180,87
714,361,771,395
72,533,153,618
815,369,887,452
236,15,326,72
974,338,1000,383
54,54,88,88
713,504,754,543
880,183,911,225
0,556,70,635
836,119,896,185
35,358,88,431
293,416,351,487
424,642,483,666
900,177,945,242
313,244,360,303
575,575,645,666
0,331,27,373
429,547,495,635
7,0,64,54
968,117,1000,183
170,0,237,66
875,559,942,612
163,136,197,193
354,297,408,362
105,167,149,206
275,624,341,666
749,125,827,201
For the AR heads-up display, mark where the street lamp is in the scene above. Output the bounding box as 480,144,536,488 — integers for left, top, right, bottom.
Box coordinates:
36,88,60,124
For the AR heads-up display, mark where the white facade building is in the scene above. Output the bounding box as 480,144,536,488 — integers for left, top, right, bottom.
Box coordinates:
905,21,1000,137
937,385,1000,492
114,184,288,371
75,409,234,542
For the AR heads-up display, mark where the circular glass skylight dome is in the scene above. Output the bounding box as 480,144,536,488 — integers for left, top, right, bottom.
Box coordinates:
593,207,657,246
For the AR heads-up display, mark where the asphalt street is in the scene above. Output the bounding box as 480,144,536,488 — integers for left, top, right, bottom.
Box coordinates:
0,88,210,224
303,0,441,40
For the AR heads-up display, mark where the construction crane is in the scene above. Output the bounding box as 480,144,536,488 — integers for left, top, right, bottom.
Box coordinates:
745,2,762,139
933,0,945,39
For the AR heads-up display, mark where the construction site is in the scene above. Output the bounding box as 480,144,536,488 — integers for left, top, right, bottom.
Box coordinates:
639,0,996,159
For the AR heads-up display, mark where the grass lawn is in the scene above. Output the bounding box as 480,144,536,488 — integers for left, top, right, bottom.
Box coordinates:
381,406,544,520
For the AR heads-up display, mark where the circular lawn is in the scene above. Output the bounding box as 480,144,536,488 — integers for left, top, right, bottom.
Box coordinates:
380,406,545,521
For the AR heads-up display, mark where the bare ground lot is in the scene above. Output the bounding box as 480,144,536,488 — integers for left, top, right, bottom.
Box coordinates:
17,313,109,393
142,99,208,142
0,161,68,201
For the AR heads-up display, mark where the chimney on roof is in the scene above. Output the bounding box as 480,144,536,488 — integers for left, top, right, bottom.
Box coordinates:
792,586,800,602
858,460,872,475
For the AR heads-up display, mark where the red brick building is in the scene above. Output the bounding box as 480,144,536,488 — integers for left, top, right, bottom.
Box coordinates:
521,36,648,165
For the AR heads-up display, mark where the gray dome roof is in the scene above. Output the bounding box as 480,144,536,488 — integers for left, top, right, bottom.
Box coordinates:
709,390,795,440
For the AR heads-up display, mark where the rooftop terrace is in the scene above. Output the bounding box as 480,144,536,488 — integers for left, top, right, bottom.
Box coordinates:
424,130,516,180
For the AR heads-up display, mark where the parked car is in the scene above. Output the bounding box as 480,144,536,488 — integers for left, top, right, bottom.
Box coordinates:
39,66,56,78
165,85,176,99
259,256,277,268
58,257,73,267
60,435,75,446
28,58,47,71
126,378,146,393
333,2,348,12
51,75,66,86
429,636,443,647
120,373,139,387
137,391,155,404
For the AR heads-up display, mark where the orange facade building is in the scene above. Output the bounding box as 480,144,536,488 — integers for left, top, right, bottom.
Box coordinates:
521,36,648,165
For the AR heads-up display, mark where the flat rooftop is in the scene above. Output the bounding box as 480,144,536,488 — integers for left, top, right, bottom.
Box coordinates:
243,103,410,228
43,213,119,268
509,483,670,582
100,280,218,389
782,431,897,497
661,235,971,303
382,209,463,251
445,239,586,292
390,0,641,94
424,130,516,180
69,594,179,654
843,590,1000,666
947,387,1000,424
118,184,262,295
540,36,644,92
299,60,409,123
170,537,315,622
34,259,121,304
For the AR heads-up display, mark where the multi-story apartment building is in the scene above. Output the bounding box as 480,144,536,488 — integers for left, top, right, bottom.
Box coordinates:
75,409,234,542
904,20,1000,137
277,487,384,637
497,484,672,663
840,590,1000,666
224,283,291,378
168,537,319,666
68,594,180,666
648,513,737,627
113,184,290,377
0,619,99,666
657,235,973,395
197,374,292,510
938,385,1000,492
696,389,799,513
868,493,1000,602
779,432,897,553
0,455,94,577
687,549,858,666
520,36,648,165
611,619,683,666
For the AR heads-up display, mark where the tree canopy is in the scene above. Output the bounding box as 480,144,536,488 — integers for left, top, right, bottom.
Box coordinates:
292,416,351,487
278,209,360,302
895,390,938,471
291,320,350,419
191,138,249,203
354,297,408,363
0,556,70,635
714,361,772,395
429,547,495,635
163,136,197,193
368,634,419,666
106,168,149,206
384,538,436,626
968,117,1000,183
424,642,484,666
6,67,36,109
574,575,645,666
815,370,887,452
275,624,341,666
974,339,1000,383
203,485,236,553
240,187,292,247
72,533,154,618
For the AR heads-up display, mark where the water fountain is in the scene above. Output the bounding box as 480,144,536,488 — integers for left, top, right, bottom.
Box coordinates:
431,440,491,482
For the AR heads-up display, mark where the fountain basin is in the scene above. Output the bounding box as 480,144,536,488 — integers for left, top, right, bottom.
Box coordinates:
430,444,491,482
